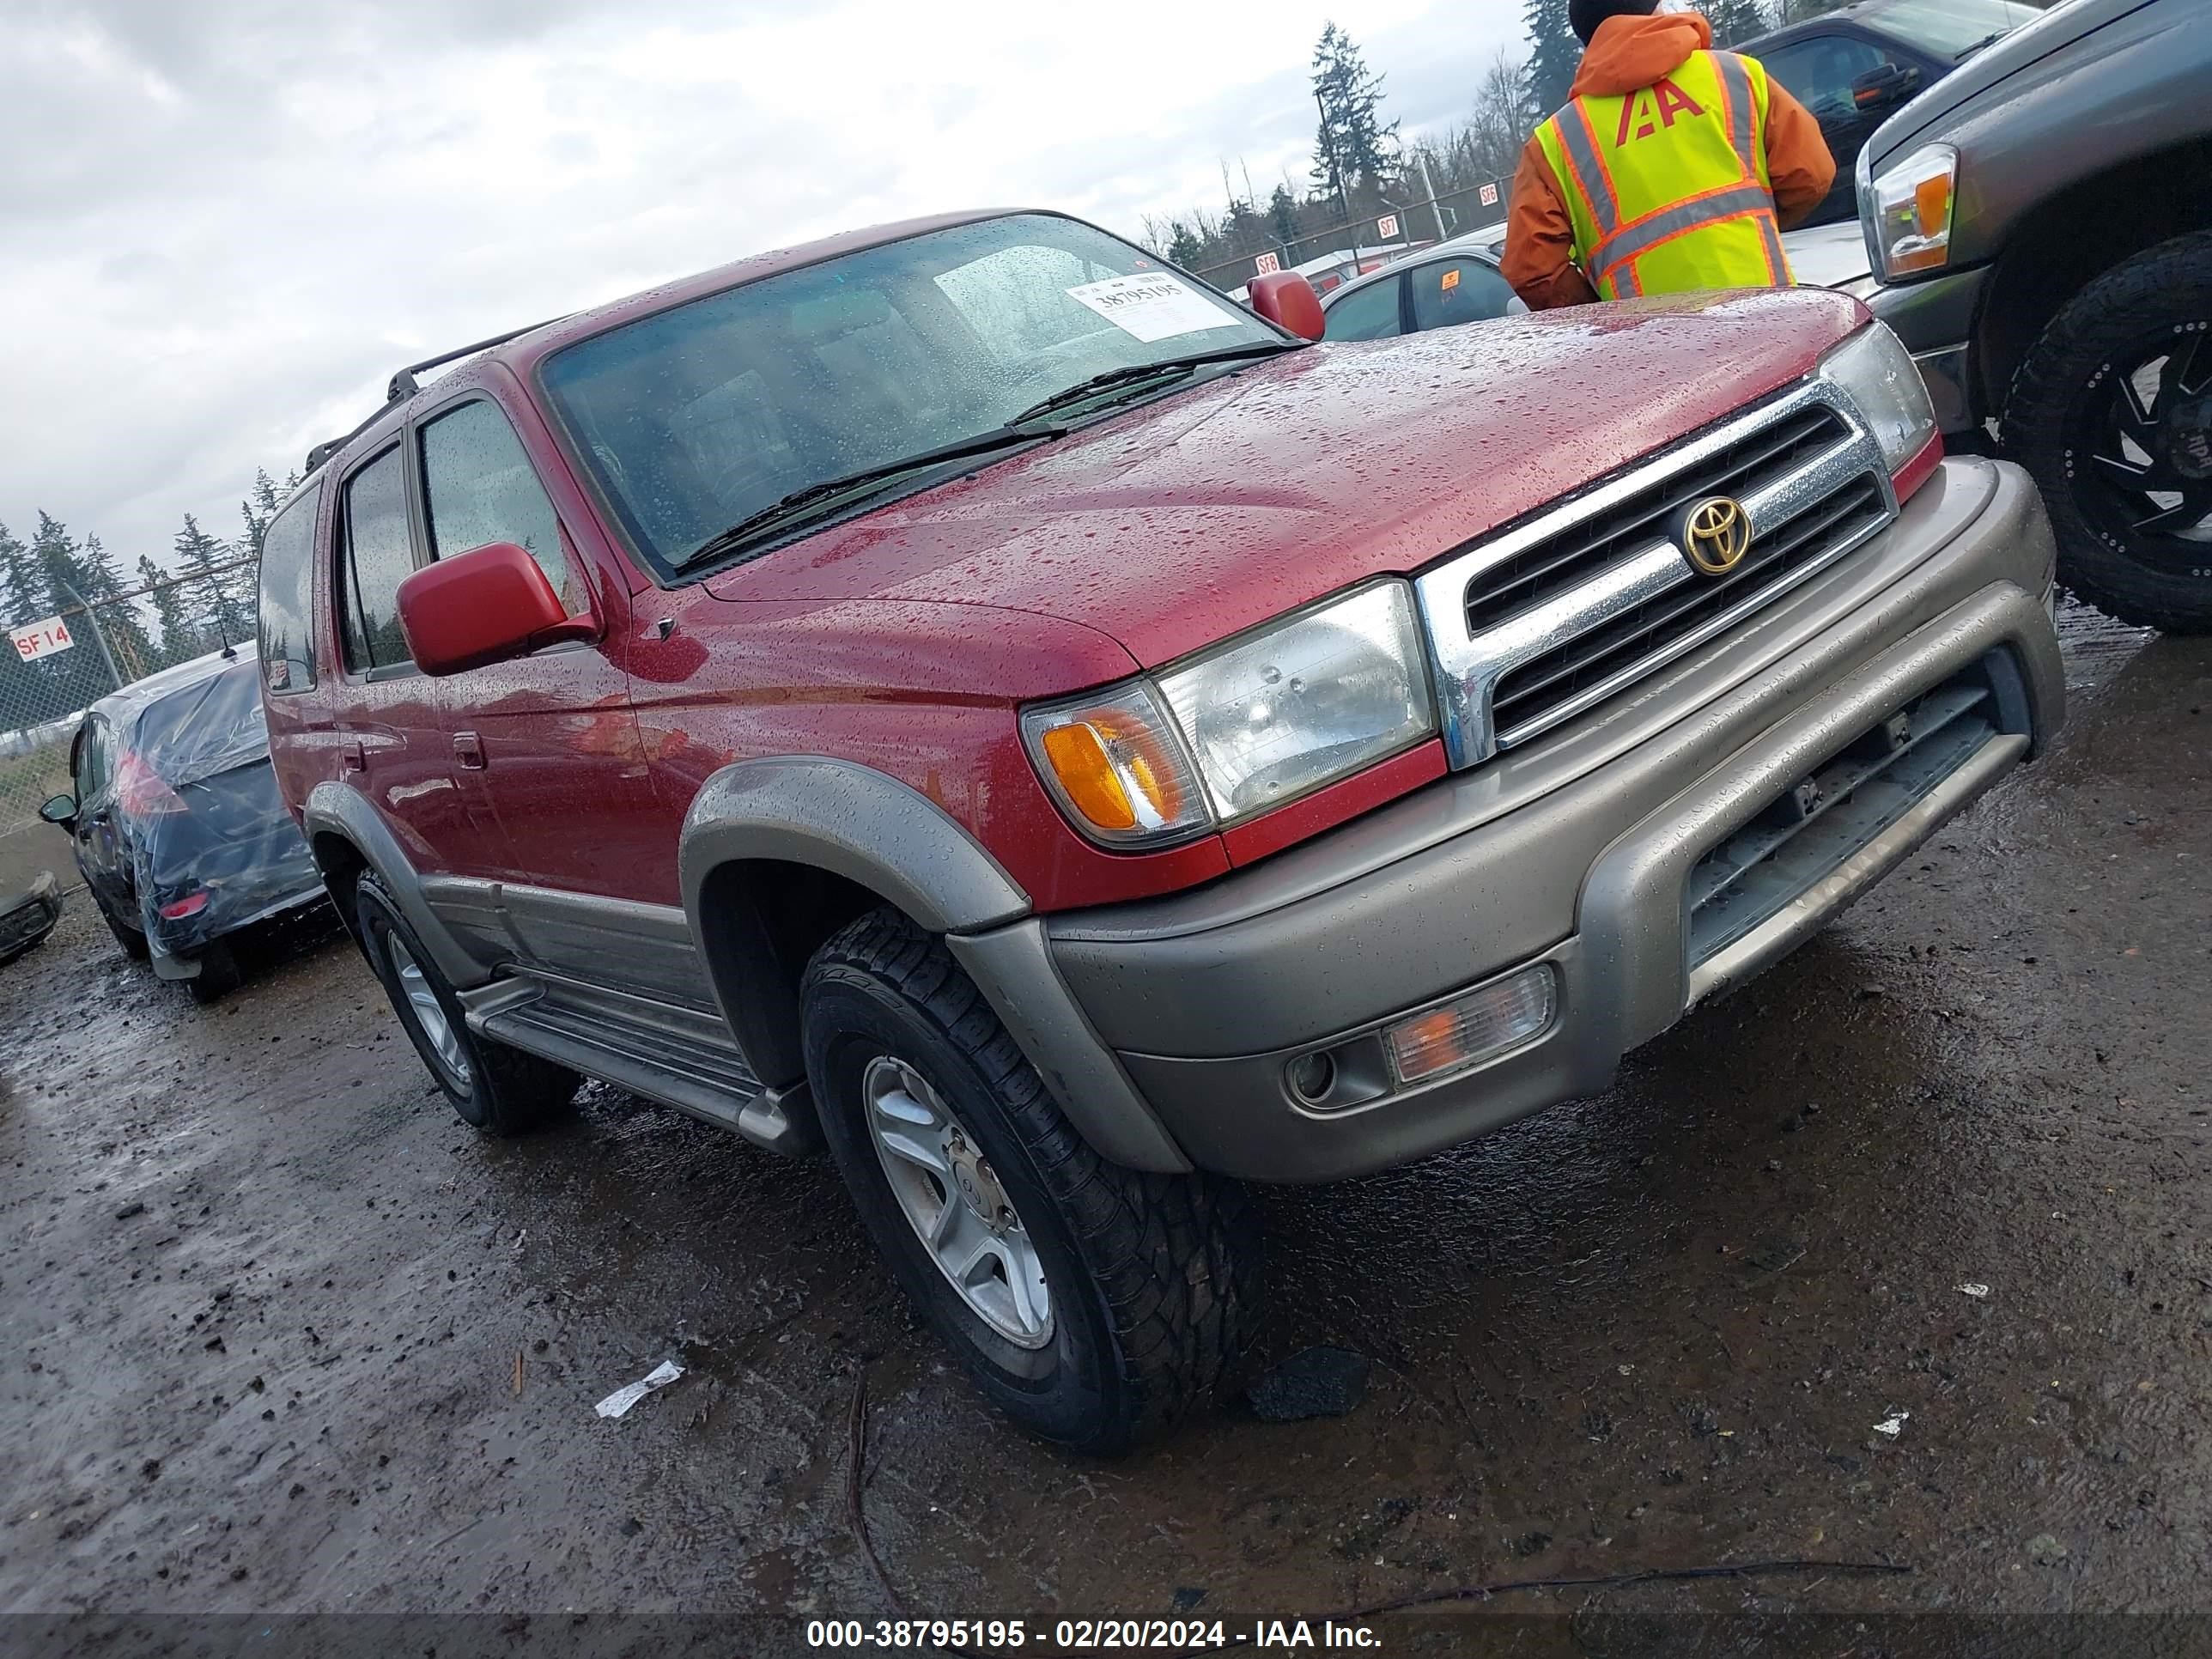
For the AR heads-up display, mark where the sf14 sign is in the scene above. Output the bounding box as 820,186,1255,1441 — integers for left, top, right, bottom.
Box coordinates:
9,616,76,662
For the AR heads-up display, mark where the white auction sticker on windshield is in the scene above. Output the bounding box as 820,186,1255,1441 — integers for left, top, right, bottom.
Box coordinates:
1065,272,1226,343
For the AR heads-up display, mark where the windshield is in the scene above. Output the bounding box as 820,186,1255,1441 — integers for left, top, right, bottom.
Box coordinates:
540,213,1274,573
1875,0,2041,58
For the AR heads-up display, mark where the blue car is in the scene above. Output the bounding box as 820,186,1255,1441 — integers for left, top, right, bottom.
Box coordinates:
40,649,328,1002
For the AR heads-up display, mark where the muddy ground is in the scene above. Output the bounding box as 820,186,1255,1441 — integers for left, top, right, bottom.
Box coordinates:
2,605,2208,1656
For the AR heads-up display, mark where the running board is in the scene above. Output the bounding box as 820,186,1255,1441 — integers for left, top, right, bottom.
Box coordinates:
459,975,817,1155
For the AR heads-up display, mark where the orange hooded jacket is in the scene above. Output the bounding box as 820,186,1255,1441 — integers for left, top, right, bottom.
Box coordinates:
1501,9,1836,310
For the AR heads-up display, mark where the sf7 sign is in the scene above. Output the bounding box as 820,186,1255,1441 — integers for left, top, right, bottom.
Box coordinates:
9,616,76,662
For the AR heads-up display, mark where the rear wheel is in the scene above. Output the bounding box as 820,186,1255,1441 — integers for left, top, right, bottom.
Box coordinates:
356,873,579,1133
2002,231,2212,634
801,907,1259,1455
185,939,242,1006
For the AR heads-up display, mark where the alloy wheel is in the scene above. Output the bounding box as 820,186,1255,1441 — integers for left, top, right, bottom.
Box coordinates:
386,933,471,1087
860,1054,1053,1349
2070,322,2212,570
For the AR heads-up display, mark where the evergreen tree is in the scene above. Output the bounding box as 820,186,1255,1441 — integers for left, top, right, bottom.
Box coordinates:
1708,0,1771,45
140,553,203,662
1267,184,1303,252
0,520,40,627
1167,222,1206,268
27,514,124,706
238,468,283,561
78,532,157,679
178,513,252,650
1310,23,1401,205
1524,0,1580,118
0,521,52,732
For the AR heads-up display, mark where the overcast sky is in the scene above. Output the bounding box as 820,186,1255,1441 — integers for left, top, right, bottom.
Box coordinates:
1,0,1521,594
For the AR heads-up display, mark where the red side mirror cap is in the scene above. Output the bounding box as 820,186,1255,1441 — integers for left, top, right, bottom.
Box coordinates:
1249,272,1326,342
396,542,588,677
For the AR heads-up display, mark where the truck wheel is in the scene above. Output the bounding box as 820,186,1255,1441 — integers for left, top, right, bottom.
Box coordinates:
185,939,243,1006
800,907,1259,1455
355,873,579,1133
2002,230,2212,634
99,899,150,963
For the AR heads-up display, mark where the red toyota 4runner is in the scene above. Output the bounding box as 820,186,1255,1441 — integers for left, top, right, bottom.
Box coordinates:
260,210,2063,1451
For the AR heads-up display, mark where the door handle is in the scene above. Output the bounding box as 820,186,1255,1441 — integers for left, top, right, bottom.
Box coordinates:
340,738,367,774
453,731,486,770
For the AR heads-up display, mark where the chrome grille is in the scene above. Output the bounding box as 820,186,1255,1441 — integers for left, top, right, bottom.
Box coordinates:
1464,404,1846,636
1414,381,1895,768
1492,475,1887,735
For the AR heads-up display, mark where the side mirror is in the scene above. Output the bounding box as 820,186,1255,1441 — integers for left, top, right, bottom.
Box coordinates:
1851,63,1919,109
396,542,597,677
39,793,77,828
1248,272,1326,342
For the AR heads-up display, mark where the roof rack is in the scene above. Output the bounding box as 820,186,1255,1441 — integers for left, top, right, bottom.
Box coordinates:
302,312,568,474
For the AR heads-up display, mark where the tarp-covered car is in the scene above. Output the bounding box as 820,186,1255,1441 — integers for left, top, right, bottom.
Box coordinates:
40,649,327,1001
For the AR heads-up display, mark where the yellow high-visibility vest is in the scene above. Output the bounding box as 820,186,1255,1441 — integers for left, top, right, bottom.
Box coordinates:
1534,49,1794,301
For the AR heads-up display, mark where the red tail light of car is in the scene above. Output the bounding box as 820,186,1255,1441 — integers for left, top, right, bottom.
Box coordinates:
116,751,188,817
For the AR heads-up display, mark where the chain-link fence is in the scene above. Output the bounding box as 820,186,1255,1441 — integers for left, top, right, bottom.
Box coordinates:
1191,176,1515,294
2,557,256,895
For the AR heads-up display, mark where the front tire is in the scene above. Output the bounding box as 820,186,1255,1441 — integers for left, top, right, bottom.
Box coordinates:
2002,230,2212,634
356,873,579,1133
801,908,1259,1455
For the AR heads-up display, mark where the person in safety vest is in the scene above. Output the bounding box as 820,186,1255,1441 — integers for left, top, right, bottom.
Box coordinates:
1502,0,1836,310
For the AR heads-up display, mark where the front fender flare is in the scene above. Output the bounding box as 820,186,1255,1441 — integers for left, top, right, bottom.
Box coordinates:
678,757,1190,1173
679,757,1029,938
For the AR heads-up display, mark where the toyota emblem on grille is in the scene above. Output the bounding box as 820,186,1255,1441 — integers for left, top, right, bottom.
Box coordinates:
1679,495,1752,576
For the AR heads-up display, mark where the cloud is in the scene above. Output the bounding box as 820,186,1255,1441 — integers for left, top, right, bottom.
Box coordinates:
0,0,1521,584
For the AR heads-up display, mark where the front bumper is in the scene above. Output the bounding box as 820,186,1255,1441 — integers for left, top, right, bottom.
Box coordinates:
0,871,64,963
1014,458,2061,1182
1865,268,1987,436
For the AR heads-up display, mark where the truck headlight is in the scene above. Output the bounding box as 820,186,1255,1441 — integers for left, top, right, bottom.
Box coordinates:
1818,323,1936,477
1023,581,1436,846
1863,144,1956,281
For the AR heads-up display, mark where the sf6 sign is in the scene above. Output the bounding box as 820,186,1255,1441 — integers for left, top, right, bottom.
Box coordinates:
9,616,76,662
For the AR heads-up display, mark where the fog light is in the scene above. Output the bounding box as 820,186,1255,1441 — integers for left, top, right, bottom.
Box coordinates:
1382,967,1556,1086
1285,1049,1337,1104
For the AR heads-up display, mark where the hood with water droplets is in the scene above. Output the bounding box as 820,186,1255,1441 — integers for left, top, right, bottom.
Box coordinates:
704,287,1866,671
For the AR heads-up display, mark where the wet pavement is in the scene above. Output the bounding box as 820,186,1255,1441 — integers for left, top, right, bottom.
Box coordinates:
2,604,2208,1652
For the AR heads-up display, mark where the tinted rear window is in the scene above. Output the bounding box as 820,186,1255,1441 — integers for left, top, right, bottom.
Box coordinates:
257,480,324,695
129,664,270,785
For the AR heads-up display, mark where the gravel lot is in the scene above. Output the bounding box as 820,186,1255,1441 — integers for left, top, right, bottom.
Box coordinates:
3,605,2207,1654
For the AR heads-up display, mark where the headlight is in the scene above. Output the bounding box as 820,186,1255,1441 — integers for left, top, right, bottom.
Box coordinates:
1863,144,1955,281
1818,323,1936,475
1023,581,1436,846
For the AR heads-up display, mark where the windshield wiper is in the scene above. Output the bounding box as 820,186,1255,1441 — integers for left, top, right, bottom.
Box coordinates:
1006,341,1303,428
678,425,1061,566
1954,27,2008,58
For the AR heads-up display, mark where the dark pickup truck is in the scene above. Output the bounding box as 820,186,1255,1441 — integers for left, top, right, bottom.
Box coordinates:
1855,0,2212,632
